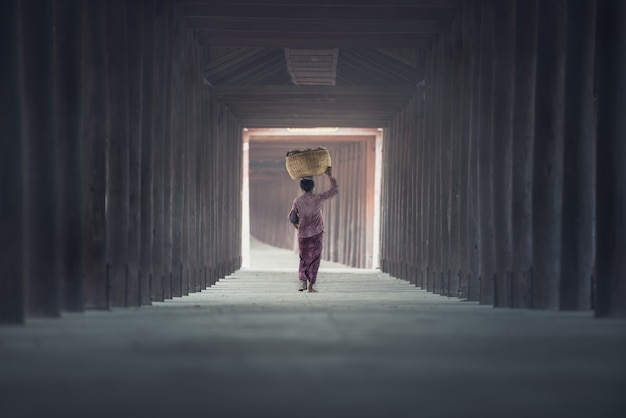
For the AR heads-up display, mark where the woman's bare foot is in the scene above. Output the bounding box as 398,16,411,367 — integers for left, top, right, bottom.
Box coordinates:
298,281,307,291
308,283,317,293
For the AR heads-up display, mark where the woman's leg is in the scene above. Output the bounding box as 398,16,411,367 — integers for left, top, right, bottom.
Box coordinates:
300,233,323,292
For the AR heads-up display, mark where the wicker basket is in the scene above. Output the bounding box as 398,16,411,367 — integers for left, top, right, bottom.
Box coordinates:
285,147,332,180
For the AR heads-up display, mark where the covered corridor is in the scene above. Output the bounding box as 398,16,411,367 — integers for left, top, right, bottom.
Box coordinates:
2,0,626,416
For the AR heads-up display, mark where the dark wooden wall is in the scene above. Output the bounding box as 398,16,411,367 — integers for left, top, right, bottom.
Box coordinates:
0,0,242,323
380,0,626,317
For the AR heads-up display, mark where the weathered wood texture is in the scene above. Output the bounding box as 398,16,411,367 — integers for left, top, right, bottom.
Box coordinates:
379,0,609,315
0,0,25,323
595,0,626,317
1,0,241,322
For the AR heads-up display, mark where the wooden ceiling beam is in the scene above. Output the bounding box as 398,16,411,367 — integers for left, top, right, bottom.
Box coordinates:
186,17,452,33
182,4,458,20
240,118,389,128
180,0,461,5
196,31,436,48
212,85,417,95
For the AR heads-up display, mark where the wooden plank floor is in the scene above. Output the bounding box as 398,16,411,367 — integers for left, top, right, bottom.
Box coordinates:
1,239,625,418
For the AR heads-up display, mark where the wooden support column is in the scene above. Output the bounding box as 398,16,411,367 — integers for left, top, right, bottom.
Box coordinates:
432,39,444,294
477,0,496,305
21,0,61,316
424,46,435,292
532,0,567,310
162,0,175,299
560,0,597,311
595,0,626,317
81,0,108,309
54,0,83,313
511,0,538,309
492,0,516,307
438,31,452,296
200,85,210,288
458,0,478,299
449,13,463,297
417,89,427,288
139,0,155,305
126,0,144,307
105,0,130,307
465,0,482,302
169,11,186,298
0,0,25,323
151,0,171,301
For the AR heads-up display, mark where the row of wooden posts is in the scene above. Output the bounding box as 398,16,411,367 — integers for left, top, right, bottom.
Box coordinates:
380,0,626,316
0,0,242,323
249,139,378,269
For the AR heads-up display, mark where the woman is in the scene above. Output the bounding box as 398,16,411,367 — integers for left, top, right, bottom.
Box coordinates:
288,166,338,292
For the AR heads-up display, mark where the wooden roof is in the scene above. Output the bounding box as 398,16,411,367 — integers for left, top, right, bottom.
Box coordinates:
181,0,461,128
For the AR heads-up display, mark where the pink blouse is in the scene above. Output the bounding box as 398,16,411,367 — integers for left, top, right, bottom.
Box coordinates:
288,176,338,238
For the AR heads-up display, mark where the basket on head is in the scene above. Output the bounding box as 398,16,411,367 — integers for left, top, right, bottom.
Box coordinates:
285,147,332,180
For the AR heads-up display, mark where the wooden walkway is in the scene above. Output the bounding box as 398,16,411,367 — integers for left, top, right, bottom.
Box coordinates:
1,239,625,418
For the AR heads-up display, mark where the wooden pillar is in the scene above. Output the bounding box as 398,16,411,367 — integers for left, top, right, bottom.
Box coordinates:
416,92,426,287
492,0,516,307
140,0,155,305
511,0,538,309
105,0,130,307
151,0,171,301
126,0,144,307
169,11,186,298
595,0,626,317
465,0,482,302
477,0,496,305
21,0,61,316
560,0,597,311
0,0,25,323
449,12,463,297
532,0,567,310
162,0,175,299
458,0,479,300
424,46,435,292
438,32,452,296
54,0,83,313
81,0,108,309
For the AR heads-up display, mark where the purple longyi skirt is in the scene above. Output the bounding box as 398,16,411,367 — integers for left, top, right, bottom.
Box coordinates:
298,232,323,284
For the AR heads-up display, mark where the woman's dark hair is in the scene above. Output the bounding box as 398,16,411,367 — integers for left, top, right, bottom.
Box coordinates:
300,178,315,192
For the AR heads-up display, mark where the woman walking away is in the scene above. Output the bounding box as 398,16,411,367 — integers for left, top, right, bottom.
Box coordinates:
288,167,338,292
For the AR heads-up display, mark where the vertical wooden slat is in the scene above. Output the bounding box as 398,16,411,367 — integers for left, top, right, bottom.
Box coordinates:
140,0,155,305
21,0,61,316
169,10,185,298
162,0,175,299
532,0,568,309
492,0,516,307
151,0,170,302
449,12,463,297
0,0,25,323
511,0,538,309
476,0,496,305
465,0,482,302
595,0,626,317
126,0,144,307
54,0,83,313
560,0,597,311
81,0,108,309
105,0,130,307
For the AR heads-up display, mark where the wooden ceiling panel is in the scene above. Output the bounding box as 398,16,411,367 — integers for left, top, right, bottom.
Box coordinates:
181,0,461,127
